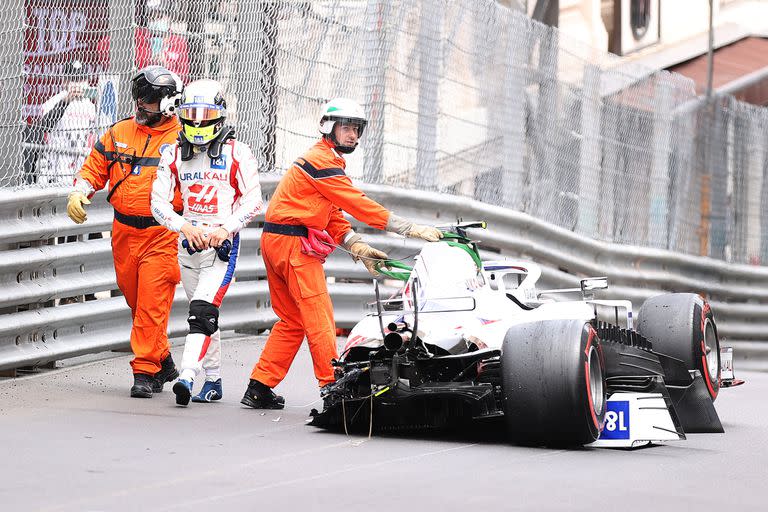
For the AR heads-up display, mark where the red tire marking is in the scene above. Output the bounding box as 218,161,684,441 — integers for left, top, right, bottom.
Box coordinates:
584,327,600,430
701,354,717,398
700,303,719,399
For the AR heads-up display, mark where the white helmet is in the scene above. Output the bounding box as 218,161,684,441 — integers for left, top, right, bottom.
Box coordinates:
319,98,367,153
178,79,227,146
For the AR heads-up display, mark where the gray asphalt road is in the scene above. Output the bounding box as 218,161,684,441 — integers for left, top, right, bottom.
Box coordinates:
1,333,765,512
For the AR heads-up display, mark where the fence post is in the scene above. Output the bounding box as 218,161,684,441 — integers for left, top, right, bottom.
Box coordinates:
234,0,277,172
746,112,764,264
730,104,763,265
531,25,559,220
186,1,208,80
762,144,768,266
649,78,673,248
501,13,529,210
577,64,602,237
708,97,730,260
109,0,134,118
667,106,697,255
362,0,392,184
0,0,23,187
415,0,441,191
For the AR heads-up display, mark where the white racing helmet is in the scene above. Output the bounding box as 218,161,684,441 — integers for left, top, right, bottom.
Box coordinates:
319,98,367,153
178,79,227,146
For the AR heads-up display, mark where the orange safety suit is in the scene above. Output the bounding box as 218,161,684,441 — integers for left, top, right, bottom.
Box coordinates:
251,137,390,387
75,116,182,376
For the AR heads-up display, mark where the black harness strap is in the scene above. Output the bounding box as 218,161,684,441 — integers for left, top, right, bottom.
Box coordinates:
263,222,309,237
114,208,184,229
106,130,152,204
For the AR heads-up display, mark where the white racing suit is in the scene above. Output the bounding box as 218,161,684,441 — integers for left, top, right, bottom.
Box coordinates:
151,138,263,384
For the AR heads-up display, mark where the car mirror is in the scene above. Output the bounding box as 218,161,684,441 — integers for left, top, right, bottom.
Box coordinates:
581,277,608,292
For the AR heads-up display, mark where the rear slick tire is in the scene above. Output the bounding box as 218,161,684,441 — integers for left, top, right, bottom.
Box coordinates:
501,320,606,446
637,293,721,401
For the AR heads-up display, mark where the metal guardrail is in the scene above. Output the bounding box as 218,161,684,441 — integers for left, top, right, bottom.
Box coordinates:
0,177,766,371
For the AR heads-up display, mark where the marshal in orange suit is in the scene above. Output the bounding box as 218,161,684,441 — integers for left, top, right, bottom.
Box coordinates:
241,98,443,409
67,66,184,398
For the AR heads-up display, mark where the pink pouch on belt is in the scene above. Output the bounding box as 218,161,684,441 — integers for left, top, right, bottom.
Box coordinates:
300,228,336,263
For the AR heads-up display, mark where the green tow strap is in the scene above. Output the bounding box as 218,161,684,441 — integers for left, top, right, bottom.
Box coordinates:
440,233,483,269
375,259,413,281
374,232,482,280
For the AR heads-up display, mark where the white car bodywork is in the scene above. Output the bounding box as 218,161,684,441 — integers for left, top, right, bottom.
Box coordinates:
347,242,612,355
343,241,680,448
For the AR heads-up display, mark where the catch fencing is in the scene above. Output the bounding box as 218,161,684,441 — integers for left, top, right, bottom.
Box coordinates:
3,0,766,265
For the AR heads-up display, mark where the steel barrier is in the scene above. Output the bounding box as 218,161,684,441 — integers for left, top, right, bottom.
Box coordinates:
0,177,766,371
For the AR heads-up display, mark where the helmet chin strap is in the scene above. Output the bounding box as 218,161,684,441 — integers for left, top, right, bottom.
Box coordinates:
136,105,164,126
137,105,163,114
328,132,358,154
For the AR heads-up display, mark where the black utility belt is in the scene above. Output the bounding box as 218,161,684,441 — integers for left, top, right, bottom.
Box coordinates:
114,210,182,230
263,222,309,237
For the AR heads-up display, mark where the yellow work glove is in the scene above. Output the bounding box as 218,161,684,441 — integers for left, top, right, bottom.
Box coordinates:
405,224,443,242
67,191,91,224
349,241,389,277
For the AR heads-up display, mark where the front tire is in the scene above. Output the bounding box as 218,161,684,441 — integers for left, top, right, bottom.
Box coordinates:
501,320,606,446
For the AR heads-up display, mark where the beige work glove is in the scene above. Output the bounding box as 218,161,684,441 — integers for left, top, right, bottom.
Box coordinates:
386,213,443,242
349,241,389,277
67,191,91,224
406,224,442,242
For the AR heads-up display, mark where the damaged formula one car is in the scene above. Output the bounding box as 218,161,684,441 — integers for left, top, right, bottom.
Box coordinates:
309,222,743,447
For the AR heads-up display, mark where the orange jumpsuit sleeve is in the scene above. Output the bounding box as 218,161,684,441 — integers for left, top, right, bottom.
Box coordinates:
299,161,390,233
325,207,351,244
75,132,112,196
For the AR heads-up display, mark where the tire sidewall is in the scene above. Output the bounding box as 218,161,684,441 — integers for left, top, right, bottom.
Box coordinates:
696,302,721,399
638,293,721,400
501,320,606,445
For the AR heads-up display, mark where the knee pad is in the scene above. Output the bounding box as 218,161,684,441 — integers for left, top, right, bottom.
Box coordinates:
188,300,219,336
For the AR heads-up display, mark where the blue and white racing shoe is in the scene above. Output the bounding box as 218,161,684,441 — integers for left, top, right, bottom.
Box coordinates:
172,379,193,406
191,379,223,403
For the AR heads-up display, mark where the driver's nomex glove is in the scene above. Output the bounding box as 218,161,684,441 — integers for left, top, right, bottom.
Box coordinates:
349,241,388,277
182,238,232,262
386,213,443,242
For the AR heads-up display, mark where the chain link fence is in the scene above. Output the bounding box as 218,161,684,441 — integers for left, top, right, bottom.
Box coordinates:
4,0,767,265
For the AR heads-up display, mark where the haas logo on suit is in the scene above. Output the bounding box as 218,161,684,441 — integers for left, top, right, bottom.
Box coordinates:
187,183,218,214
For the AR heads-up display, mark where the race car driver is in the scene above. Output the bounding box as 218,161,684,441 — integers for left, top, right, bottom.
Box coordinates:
151,79,263,406
66,66,184,398
242,97,442,409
